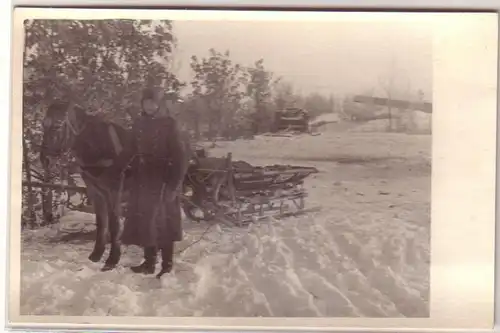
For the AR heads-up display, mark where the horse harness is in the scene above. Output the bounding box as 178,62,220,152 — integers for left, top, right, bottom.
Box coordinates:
62,113,130,216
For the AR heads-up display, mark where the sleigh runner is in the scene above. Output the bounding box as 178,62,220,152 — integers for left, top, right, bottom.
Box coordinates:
180,150,319,226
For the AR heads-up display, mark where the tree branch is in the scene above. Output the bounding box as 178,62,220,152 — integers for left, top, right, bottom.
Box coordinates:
22,181,87,193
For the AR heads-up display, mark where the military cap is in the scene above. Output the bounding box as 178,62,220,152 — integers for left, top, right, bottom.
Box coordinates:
141,87,165,104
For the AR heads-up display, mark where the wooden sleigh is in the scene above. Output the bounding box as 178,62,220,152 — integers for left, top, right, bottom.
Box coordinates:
180,149,319,226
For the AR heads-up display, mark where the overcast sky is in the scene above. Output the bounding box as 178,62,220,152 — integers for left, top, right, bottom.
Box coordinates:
171,19,432,101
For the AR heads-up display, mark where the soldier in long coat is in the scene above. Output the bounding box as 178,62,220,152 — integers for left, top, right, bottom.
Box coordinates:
121,87,188,279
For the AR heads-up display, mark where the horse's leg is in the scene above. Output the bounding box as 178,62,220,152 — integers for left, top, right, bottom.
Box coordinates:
102,200,122,271
86,184,108,263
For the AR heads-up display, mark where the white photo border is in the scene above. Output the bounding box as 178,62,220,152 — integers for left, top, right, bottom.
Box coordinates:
7,7,498,331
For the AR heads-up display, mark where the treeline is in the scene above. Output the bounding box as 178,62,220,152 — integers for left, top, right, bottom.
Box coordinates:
178,51,336,139
23,20,337,141
21,19,336,228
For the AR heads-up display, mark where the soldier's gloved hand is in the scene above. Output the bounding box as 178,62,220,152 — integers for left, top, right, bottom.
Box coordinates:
163,189,177,203
123,165,134,177
115,154,134,172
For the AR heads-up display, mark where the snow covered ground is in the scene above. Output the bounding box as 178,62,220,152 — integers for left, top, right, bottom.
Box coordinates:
20,128,431,318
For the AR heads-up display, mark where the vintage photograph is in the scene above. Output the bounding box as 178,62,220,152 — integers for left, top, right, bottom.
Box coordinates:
19,11,432,318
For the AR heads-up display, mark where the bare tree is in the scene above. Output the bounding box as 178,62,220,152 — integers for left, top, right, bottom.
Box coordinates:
378,56,414,132
378,56,397,131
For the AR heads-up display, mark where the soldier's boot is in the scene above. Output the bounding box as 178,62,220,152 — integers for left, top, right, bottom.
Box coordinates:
156,242,174,279
131,246,157,274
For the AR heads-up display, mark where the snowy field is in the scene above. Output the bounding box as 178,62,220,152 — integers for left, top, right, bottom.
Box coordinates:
20,127,431,317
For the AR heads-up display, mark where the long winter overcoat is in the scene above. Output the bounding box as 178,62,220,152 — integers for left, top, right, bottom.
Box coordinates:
121,113,188,249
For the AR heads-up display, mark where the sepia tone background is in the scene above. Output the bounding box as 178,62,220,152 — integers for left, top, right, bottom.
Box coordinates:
19,11,432,318
6,7,496,330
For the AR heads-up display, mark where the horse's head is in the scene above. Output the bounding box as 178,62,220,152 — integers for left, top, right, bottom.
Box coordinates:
40,100,86,169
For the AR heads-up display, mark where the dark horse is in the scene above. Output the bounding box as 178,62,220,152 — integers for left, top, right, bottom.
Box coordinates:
40,100,138,271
